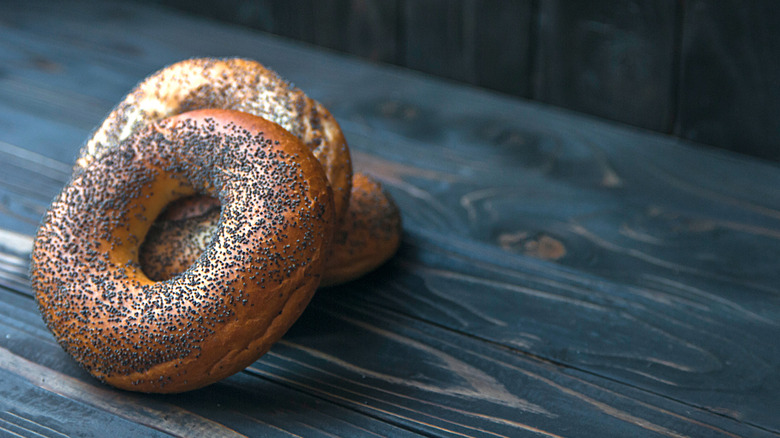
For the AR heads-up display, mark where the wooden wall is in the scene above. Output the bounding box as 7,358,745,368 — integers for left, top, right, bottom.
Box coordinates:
134,0,780,162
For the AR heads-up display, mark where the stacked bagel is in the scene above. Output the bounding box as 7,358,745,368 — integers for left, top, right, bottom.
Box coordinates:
30,58,401,393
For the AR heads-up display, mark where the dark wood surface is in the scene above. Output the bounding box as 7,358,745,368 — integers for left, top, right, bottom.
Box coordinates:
138,0,780,162
0,0,779,436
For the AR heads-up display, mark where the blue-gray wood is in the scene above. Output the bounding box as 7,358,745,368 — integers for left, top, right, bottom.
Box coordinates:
0,0,778,436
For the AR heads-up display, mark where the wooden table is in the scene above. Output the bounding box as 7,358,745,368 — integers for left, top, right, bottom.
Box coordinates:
1,1,778,436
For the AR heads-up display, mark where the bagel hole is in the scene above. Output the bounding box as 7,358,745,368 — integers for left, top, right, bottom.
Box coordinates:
139,195,221,281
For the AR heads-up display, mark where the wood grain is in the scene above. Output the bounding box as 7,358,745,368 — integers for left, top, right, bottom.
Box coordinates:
0,281,418,437
0,0,779,436
0,232,769,437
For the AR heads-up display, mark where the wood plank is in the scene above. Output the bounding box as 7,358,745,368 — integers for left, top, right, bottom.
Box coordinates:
676,0,780,161
1,0,779,434
138,0,531,95
0,251,770,437
534,0,679,132
0,367,173,438
266,0,317,44
312,0,400,64
140,0,401,64
135,0,276,33
471,0,533,96
0,285,419,437
0,102,89,164
0,139,774,437
401,0,477,84
402,0,533,96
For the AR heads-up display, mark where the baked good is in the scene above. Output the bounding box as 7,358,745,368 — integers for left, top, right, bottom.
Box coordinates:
31,109,334,392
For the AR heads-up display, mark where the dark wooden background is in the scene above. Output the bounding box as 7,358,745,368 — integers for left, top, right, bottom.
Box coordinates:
133,0,780,163
1,0,779,435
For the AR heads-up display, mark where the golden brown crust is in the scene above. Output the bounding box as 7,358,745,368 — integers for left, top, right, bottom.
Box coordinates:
320,173,401,287
77,57,352,222
31,109,334,393
140,173,401,287
78,57,402,287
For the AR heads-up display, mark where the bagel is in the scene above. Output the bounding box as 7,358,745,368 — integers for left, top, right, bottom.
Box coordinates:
31,109,334,393
76,57,352,222
79,57,399,285
319,172,402,287
140,172,401,286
